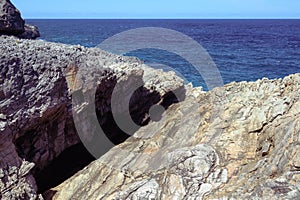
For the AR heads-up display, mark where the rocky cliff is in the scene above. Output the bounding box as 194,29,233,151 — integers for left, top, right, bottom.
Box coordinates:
0,0,39,39
49,73,300,200
0,23,299,200
0,35,184,199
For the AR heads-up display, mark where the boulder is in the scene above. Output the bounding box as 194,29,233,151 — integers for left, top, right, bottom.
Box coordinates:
0,0,40,39
18,24,40,39
0,0,24,34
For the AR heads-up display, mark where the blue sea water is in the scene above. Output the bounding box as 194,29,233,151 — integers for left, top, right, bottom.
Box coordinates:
27,19,300,90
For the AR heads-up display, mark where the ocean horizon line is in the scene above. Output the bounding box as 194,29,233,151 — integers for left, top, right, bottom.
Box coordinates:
25,18,300,20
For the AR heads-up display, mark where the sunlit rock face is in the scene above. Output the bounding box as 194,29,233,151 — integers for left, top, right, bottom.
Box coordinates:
1,33,300,199
0,35,184,199
52,74,300,200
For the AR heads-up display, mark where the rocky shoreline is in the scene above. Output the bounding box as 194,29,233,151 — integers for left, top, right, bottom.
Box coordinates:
0,1,300,199
1,34,300,199
0,35,185,199
50,73,300,200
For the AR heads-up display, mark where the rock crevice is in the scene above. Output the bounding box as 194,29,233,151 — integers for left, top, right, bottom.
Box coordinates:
0,36,184,198
51,74,300,200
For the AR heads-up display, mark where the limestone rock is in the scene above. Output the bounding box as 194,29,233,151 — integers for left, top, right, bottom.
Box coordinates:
0,160,41,200
18,24,40,39
0,0,40,39
0,0,24,34
1,30,300,200
0,35,184,199
52,74,300,200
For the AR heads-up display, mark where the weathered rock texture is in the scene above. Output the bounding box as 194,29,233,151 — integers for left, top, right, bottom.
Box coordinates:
0,35,184,199
0,0,24,34
0,0,39,39
1,33,300,200
18,24,40,39
51,74,300,200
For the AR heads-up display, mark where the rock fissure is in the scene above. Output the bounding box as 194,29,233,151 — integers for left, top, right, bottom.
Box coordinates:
47,74,300,200
0,35,185,198
1,2,300,198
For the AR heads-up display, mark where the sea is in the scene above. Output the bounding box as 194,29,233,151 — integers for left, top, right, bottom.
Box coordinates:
27,19,300,90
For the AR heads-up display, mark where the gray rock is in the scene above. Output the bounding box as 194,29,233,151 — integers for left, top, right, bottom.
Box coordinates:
18,24,40,39
0,0,40,39
0,35,184,199
1,27,300,200
0,0,24,35
0,161,39,200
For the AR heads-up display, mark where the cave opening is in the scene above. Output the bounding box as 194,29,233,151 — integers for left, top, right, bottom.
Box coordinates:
14,83,185,195
34,142,95,193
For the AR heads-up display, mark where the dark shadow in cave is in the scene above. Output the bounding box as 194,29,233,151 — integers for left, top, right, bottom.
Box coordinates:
95,85,186,146
34,143,95,193
15,74,186,195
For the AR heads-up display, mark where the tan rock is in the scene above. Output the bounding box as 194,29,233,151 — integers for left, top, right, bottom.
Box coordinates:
51,73,300,200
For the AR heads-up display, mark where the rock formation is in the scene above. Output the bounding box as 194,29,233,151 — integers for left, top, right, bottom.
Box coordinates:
18,24,40,39
0,17,299,200
0,0,39,39
0,0,24,34
50,73,300,199
0,35,184,199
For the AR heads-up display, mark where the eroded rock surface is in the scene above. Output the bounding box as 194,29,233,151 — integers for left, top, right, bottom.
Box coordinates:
1,28,300,200
18,24,40,39
0,0,39,39
0,35,184,199
52,74,300,200
0,0,24,34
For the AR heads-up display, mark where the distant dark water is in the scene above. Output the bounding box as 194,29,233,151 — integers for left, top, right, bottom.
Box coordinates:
27,19,300,90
